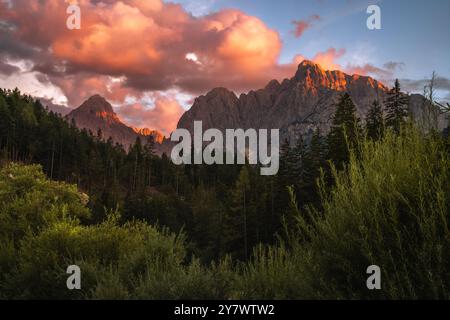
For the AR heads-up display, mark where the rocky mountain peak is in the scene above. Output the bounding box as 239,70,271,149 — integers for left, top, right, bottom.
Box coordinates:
294,60,326,81
132,127,165,143
176,60,391,143
78,94,115,115
66,96,164,152
205,87,238,101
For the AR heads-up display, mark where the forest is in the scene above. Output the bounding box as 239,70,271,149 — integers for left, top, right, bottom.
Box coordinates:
0,84,449,299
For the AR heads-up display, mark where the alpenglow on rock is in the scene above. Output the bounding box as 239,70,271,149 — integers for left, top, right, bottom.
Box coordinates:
66,95,164,150
176,60,443,143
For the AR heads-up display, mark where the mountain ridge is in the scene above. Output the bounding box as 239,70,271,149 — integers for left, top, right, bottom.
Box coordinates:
66,95,164,151
64,60,446,154
176,60,390,142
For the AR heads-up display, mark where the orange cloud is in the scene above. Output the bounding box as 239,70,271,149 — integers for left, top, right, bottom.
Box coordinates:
311,47,346,71
1,0,295,134
0,1,394,134
116,94,184,136
3,0,288,95
293,47,346,71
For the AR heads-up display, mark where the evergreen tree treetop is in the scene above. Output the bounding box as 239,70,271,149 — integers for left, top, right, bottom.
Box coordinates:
366,100,384,140
384,79,409,133
327,93,361,168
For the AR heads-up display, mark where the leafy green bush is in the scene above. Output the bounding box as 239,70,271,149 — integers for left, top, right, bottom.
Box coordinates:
1,125,449,300
238,127,449,299
0,163,230,299
0,163,90,241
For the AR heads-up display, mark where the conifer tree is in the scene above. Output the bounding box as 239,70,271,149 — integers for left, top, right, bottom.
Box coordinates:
327,93,361,168
224,166,252,260
384,79,409,133
291,135,305,182
366,100,384,140
300,128,326,205
0,95,12,156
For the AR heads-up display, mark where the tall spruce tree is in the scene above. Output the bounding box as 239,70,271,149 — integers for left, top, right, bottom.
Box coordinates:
291,135,305,183
299,128,326,206
225,166,252,260
275,138,296,218
366,100,384,140
0,95,12,156
327,93,361,168
384,79,409,133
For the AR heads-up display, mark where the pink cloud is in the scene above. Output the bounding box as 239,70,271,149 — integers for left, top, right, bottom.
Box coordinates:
2,0,290,95
116,94,184,136
293,47,346,71
0,1,396,134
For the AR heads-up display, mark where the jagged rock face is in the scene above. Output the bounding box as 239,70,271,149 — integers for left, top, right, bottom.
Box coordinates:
132,127,165,144
177,60,389,142
66,95,164,151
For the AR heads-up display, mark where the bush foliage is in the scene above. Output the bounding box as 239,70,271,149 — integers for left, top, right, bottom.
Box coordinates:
0,125,449,299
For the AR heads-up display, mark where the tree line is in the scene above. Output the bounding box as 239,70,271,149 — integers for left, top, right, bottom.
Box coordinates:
0,79,444,264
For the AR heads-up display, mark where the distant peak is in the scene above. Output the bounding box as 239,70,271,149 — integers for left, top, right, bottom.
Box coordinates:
296,60,325,72
204,87,238,101
77,94,114,114
299,59,318,67
207,87,234,96
133,127,164,143
265,79,281,92
88,94,104,100
294,60,326,81
85,94,109,106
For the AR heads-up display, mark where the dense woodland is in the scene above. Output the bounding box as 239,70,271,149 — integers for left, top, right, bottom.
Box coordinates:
0,84,449,299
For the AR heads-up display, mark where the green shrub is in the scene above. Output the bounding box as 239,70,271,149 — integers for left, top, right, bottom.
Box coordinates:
1,125,449,300
0,163,207,299
295,127,450,299
237,127,449,299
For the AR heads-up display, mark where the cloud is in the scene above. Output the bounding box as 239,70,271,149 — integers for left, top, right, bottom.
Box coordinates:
346,63,392,79
2,0,289,95
116,93,184,136
292,14,321,38
383,61,405,71
0,0,301,135
0,66,68,104
0,0,406,134
0,60,19,75
400,76,450,93
38,97,72,115
311,47,346,71
293,47,346,71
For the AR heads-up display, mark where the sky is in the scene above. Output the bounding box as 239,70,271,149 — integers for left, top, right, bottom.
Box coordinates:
0,0,449,135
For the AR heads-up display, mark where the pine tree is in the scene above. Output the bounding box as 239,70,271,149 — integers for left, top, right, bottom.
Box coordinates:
300,128,326,206
274,138,295,220
224,166,252,260
278,138,291,182
384,79,409,133
327,93,361,168
291,135,305,182
0,95,13,157
143,135,156,187
366,100,384,140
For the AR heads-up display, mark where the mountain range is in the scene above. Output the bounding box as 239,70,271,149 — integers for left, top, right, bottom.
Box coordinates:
178,60,445,143
60,60,446,153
